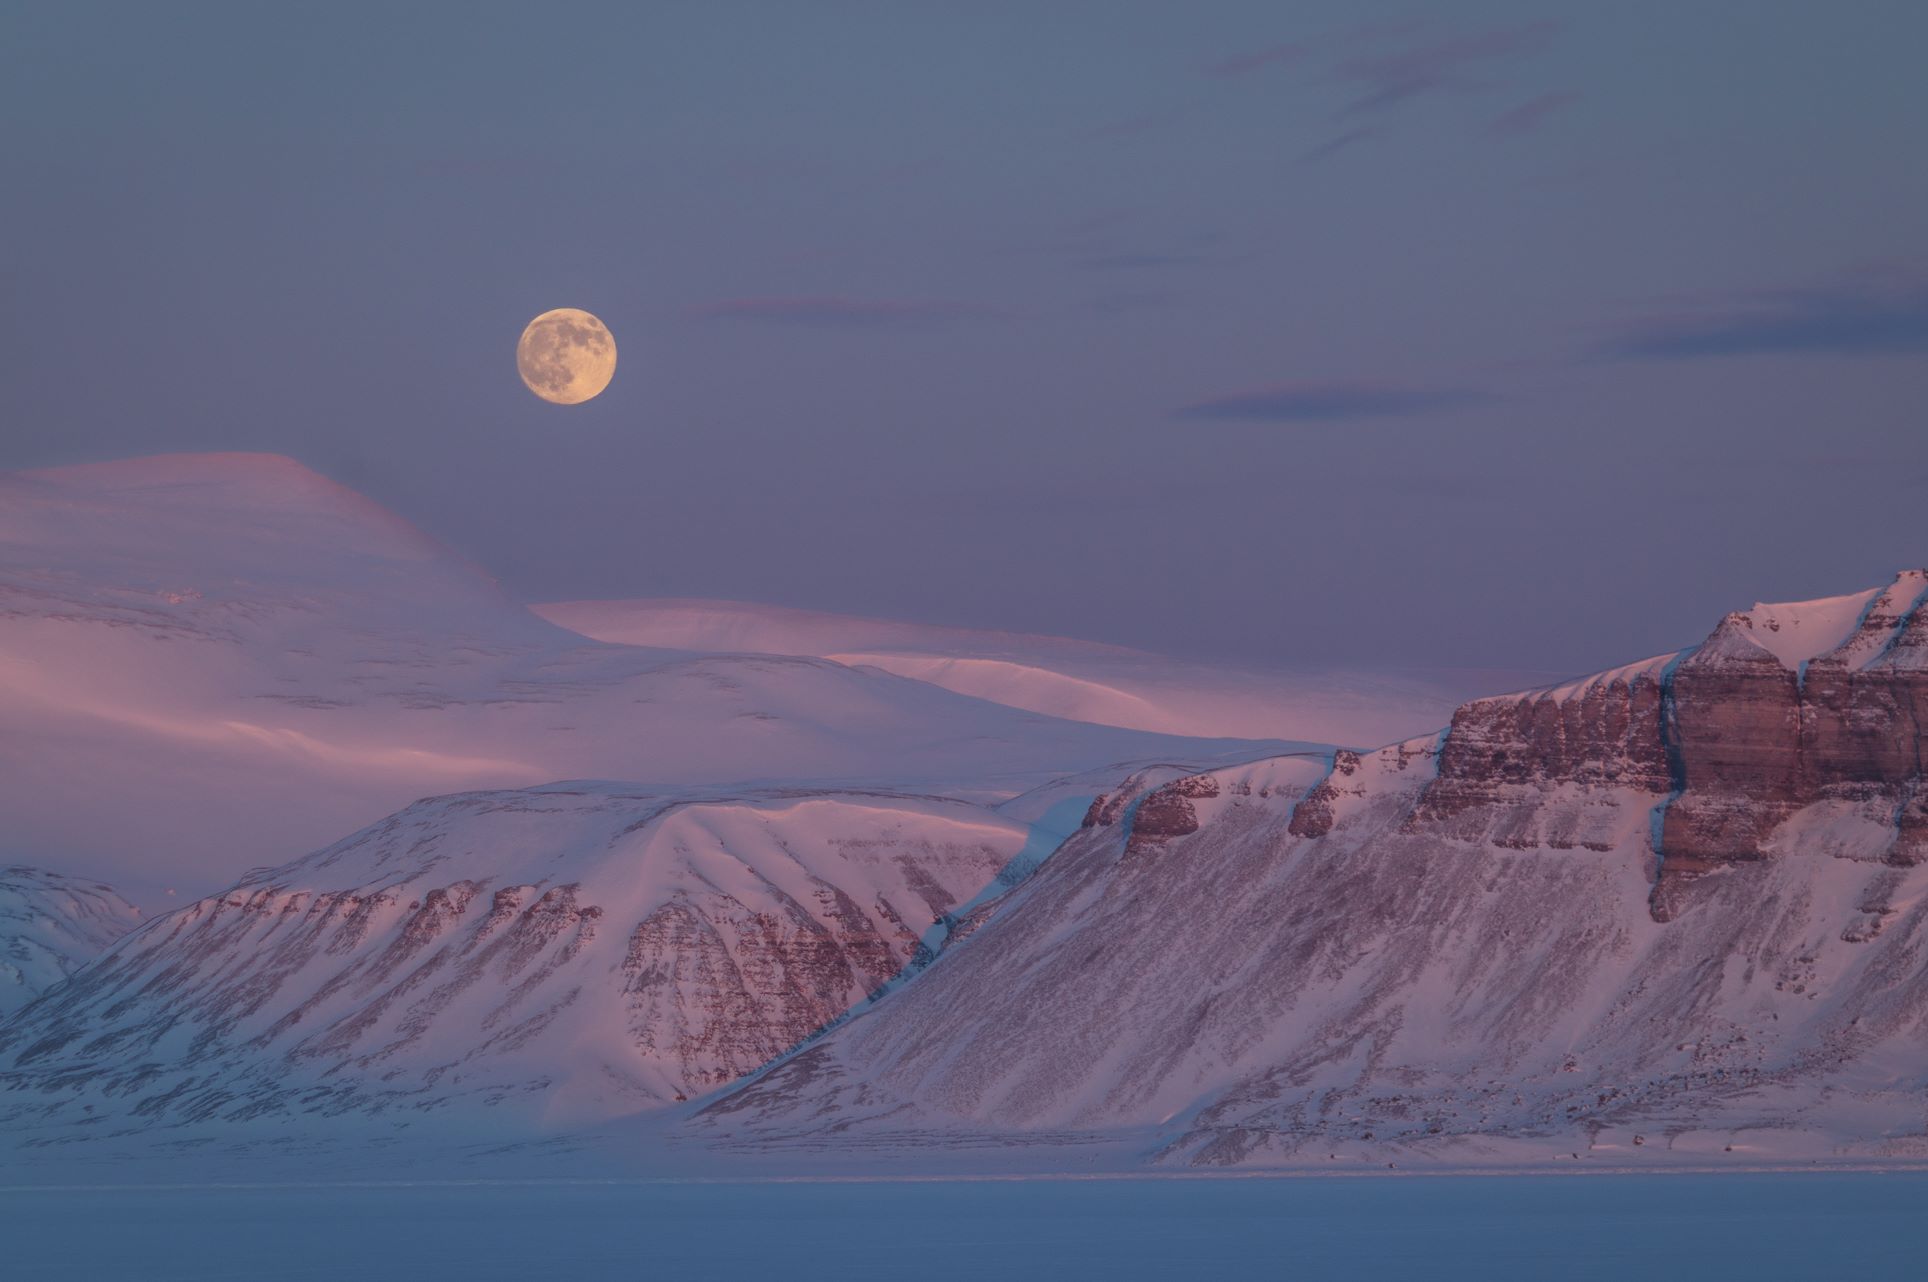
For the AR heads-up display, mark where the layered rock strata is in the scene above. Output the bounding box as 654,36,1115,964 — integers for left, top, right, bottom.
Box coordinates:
0,785,1029,1130
690,575,1928,1165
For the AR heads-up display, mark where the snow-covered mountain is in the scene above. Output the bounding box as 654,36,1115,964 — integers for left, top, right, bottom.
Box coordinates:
0,868,139,1016
10,460,1928,1178
0,454,1294,891
691,572,1928,1168
535,597,1527,748
0,783,1077,1138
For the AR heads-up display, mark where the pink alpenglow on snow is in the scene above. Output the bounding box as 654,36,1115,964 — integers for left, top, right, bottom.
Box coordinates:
10,570,1928,1173
0,785,1049,1135
691,574,1928,1169
534,596,1527,748
0,453,1302,893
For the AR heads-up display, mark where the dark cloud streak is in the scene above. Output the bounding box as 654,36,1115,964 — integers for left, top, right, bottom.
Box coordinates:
1604,284,1928,360
1336,22,1560,116
1300,126,1379,164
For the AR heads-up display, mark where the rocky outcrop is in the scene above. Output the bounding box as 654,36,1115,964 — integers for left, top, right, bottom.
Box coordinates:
1286,749,1362,838
1081,791,1129,829
1125,774,1220,852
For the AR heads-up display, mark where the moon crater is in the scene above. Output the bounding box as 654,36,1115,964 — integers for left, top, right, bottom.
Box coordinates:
517,308,616,405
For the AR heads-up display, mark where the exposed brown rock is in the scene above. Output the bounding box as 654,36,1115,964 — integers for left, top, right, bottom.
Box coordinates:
1392,572,1928,913
1655,572,1928,901
1125,775,1220,852
1407,658,1673,851
1288,750,1362,838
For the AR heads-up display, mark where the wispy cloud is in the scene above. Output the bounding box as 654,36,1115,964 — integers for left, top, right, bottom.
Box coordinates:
1174,380,1489,423
999,213,1240,280
1489,90,1577,137
1085,113,1173,141
690,296,999,330
1203,43,1308,77
1602,282,1928,360
1076,250,1220,272
1086,290,1183,314
1300,126,1379,164
1336,22,1560,115
1199,22,1564,149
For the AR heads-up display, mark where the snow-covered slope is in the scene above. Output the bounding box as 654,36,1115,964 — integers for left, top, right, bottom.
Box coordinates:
0,784,1071,1136
9,572,1928,1173
0,868,139,1016
692,573,1928,1168
16,456,1924,1174
534,598,1511,748
0,454,1293,891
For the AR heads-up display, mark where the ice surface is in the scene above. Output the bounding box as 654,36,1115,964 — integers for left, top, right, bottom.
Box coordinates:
1,1175,1925,1282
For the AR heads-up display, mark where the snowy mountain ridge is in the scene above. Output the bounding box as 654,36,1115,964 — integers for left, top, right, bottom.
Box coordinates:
685,570,1928,1169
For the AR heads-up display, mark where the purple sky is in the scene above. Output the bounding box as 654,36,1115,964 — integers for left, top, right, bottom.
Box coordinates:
4,1,1926,673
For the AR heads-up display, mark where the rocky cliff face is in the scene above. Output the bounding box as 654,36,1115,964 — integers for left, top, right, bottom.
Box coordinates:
690,574,1928,1167
0,785,1035,1134
1407,570,1928,916
1408,654,1676,853
1659,572,1928,900
0,868,139,1016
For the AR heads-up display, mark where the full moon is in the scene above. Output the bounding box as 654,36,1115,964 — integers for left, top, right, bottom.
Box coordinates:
516,308,617,405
